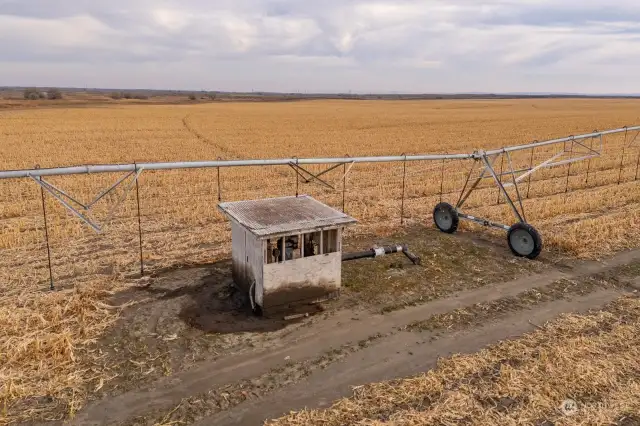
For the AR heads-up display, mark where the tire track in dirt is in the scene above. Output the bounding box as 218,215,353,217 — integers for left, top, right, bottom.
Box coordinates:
205,289,627,426
131,272,638,426
181,114,237,159
69,249,640,426
71,271,566,425
181,114,294,181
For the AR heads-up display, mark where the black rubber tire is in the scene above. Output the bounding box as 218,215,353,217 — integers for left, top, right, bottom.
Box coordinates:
433,202,459,234
507,222,542,259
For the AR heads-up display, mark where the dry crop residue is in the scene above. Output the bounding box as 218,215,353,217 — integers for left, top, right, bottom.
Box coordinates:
268,296,640,426
0,99,639,423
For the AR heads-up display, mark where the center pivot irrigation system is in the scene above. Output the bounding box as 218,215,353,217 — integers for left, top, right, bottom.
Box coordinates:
1,125,639,273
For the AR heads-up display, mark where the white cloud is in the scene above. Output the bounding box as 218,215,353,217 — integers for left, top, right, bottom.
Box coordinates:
0,0,639,92
215,13,258,52
151,9,191,32
0,14,115,49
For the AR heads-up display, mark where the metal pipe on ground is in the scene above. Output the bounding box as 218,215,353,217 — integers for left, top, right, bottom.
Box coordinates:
342,244,421,265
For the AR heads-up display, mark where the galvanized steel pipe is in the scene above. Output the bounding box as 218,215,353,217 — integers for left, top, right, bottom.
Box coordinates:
0,126,637,179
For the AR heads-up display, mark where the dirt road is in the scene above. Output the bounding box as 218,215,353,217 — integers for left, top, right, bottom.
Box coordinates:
67,243,640,426
206,290,621,426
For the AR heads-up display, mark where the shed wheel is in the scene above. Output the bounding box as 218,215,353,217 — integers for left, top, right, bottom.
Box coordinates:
433,202,459,234
507,223,542,259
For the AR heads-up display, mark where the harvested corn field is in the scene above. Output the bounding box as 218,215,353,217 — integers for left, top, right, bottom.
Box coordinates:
0,99,639,424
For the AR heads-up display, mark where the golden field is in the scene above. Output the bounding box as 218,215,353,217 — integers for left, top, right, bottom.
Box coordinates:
0,99,640,423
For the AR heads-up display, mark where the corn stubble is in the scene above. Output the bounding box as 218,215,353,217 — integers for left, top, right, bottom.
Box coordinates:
0,99,639,422
269,296,640,426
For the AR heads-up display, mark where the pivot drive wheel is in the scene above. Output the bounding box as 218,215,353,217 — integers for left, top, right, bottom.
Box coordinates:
433,202,459,234
507,223,542,259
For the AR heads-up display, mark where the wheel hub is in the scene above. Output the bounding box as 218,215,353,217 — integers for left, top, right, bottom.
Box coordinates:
510,229,534,255
435,209,452,229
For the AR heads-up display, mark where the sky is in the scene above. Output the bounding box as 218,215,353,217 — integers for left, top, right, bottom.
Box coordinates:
1,0,640,93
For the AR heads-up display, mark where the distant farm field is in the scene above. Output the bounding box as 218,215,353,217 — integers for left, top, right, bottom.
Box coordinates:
1,99,639,269
1,99,640,423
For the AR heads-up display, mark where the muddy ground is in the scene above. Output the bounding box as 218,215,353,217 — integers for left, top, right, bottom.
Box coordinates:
38,225,640,425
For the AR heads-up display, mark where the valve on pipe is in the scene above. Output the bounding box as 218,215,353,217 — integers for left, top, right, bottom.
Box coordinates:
342,244,421,265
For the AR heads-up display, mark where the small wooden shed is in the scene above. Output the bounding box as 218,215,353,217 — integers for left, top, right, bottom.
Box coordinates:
218,195,357,313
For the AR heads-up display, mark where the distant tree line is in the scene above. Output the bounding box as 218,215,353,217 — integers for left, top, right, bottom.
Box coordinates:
189,92,217,101
108,91,218,101
110,91,150,100
22,88,221,102
23,88,63,100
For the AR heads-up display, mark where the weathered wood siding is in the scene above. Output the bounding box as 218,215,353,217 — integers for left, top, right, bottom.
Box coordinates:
230,220,346,310
231,221,265,302
231,222,248,289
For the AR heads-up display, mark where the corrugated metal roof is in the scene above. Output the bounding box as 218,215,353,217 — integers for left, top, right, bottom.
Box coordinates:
218,195,357,238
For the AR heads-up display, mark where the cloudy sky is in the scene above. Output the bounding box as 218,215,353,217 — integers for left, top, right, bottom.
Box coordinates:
1,0,639,93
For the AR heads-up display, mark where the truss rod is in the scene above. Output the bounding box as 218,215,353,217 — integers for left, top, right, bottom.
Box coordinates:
502,153,600,189
29,176,101,232
456,154,499,209
288,163,336,190
544,154,600,168
37,178,88,210
484,125,640,155
502,151,565,187
505,151,527,222
572,138,601,156
100,168,144,230
301,162,344,183
480,154,524,223
1,126,637,180
86,171,136,208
